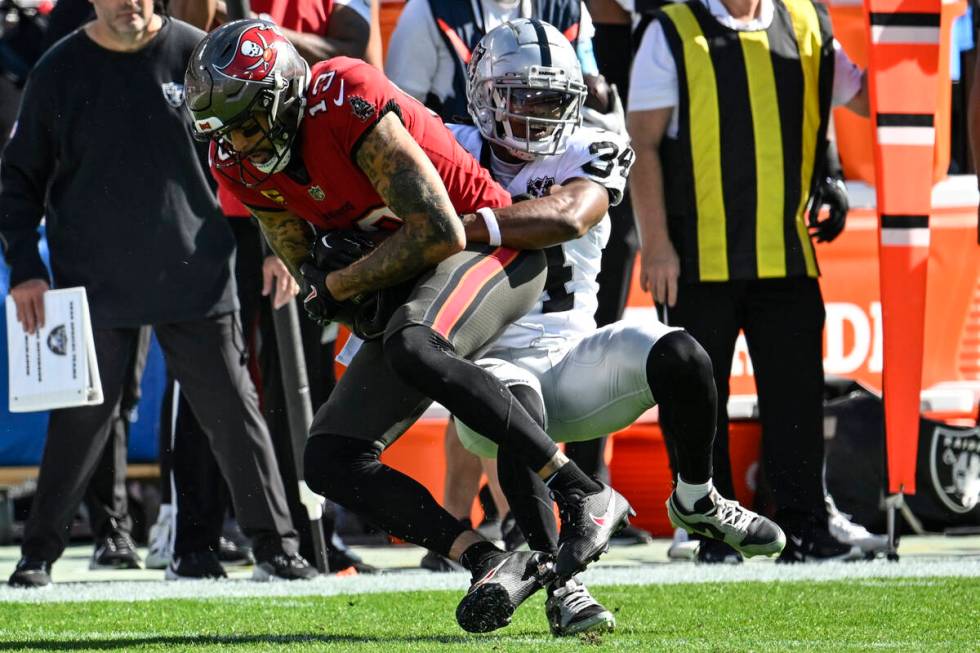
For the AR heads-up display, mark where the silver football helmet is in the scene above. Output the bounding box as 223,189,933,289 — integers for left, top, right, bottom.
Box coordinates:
466,18,586,160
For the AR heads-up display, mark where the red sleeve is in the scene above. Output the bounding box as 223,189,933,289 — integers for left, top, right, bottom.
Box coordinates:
307,58,400,160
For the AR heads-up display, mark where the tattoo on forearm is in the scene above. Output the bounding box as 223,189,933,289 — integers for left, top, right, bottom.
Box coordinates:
335,117,461,297
253,211,314,282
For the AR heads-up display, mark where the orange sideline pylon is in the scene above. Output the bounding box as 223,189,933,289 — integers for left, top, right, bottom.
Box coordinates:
863,0,940,495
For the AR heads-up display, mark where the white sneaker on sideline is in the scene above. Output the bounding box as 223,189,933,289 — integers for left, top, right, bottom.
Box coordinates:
667,528,698,561
826,496,888,554
145,504,173,570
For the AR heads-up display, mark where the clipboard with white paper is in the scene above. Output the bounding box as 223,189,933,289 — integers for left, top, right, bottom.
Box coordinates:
5,287,103,412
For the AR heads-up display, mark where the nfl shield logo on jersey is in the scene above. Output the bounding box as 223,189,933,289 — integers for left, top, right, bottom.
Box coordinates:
161,82,185,108
929,424,980,513
308,186,326,201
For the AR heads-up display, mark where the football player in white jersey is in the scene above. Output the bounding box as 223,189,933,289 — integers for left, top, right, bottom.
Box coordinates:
449,18,787,636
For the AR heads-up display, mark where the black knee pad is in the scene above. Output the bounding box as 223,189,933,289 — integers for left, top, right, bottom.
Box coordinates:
647,331,715,397
304,435,380,503
509,383,546,429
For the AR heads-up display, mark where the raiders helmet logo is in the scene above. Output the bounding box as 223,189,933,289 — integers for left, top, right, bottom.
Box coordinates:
161,82,185,108
526,176,556,198
349,96,375,122
46,325,67,356
929,424,980,514
217,25,282,82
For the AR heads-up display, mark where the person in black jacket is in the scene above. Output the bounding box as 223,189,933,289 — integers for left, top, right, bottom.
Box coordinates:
1,0,314,587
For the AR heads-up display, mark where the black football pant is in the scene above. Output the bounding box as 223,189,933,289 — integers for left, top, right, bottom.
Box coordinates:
664,277,827,525
20,315,299,564
305,247,553,557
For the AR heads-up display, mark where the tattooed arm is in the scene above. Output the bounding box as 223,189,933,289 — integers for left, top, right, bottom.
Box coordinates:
250,207,315,282
325,112,465,301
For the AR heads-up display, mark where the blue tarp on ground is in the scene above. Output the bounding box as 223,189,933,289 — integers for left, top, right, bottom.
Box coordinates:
1,228,164,465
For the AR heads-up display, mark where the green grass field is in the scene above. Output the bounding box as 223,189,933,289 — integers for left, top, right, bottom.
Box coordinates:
0,578,977,652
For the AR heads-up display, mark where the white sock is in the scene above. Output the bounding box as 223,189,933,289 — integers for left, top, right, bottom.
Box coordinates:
676,477,713,511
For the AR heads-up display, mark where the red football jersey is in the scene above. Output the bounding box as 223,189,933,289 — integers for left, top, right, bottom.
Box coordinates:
213,57,511,233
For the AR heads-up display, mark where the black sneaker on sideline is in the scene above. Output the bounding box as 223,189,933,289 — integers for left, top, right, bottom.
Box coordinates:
165,551,227,580
253,552,318,581
455,550,554,633
554,481,633,579
777,517,863,563
8,558,52,588
90,531,142,570
217,536,254,566
696,538,744,564
545,576,615,636
329,547,379,574
420,549,464,573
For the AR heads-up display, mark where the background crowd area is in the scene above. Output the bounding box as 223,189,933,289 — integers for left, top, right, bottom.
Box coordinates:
0,0,978,583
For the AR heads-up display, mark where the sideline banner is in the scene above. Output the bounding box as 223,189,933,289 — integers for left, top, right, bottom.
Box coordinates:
5,287,103,412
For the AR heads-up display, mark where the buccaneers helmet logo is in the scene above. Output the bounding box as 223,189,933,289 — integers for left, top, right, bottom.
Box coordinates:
217,25,281,82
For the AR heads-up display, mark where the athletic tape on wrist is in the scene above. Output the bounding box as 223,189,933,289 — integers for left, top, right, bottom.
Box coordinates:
477,207,502,247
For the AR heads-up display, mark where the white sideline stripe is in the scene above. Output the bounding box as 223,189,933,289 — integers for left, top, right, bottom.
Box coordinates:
876,126,936,146
871,26,940,44
881,228,931,247
1,558,978,604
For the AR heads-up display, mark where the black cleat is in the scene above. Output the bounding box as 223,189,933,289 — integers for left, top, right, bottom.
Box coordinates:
455,550,554,633
667,488,785,558
165,551,227,580
8,558,52,588
253,552,318,581
90,531,142,570
545,576,615,637
554,482,633,579
777,516,863,563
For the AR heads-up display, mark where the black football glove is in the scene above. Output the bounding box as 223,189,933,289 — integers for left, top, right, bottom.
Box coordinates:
300,262,346,324
313,230,376,273
808,176,849,243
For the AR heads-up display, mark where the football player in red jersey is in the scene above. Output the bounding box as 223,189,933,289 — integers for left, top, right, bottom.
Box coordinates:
185,20,633,633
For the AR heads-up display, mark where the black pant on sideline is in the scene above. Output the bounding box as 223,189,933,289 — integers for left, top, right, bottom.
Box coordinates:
665,277,827,523
22,315,298,564
166,218,340,561
83,326,150,540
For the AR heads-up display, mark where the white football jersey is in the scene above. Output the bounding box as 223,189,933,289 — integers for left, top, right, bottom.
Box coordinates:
450,124,634,349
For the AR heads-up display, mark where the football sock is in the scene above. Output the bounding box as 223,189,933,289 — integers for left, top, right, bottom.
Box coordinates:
385,325,562,470
496,384,559,554
459,541,501,571
676,477,714,511
498,448,560,554
304,435,467,557
646,331,715,484
544,463,602,498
